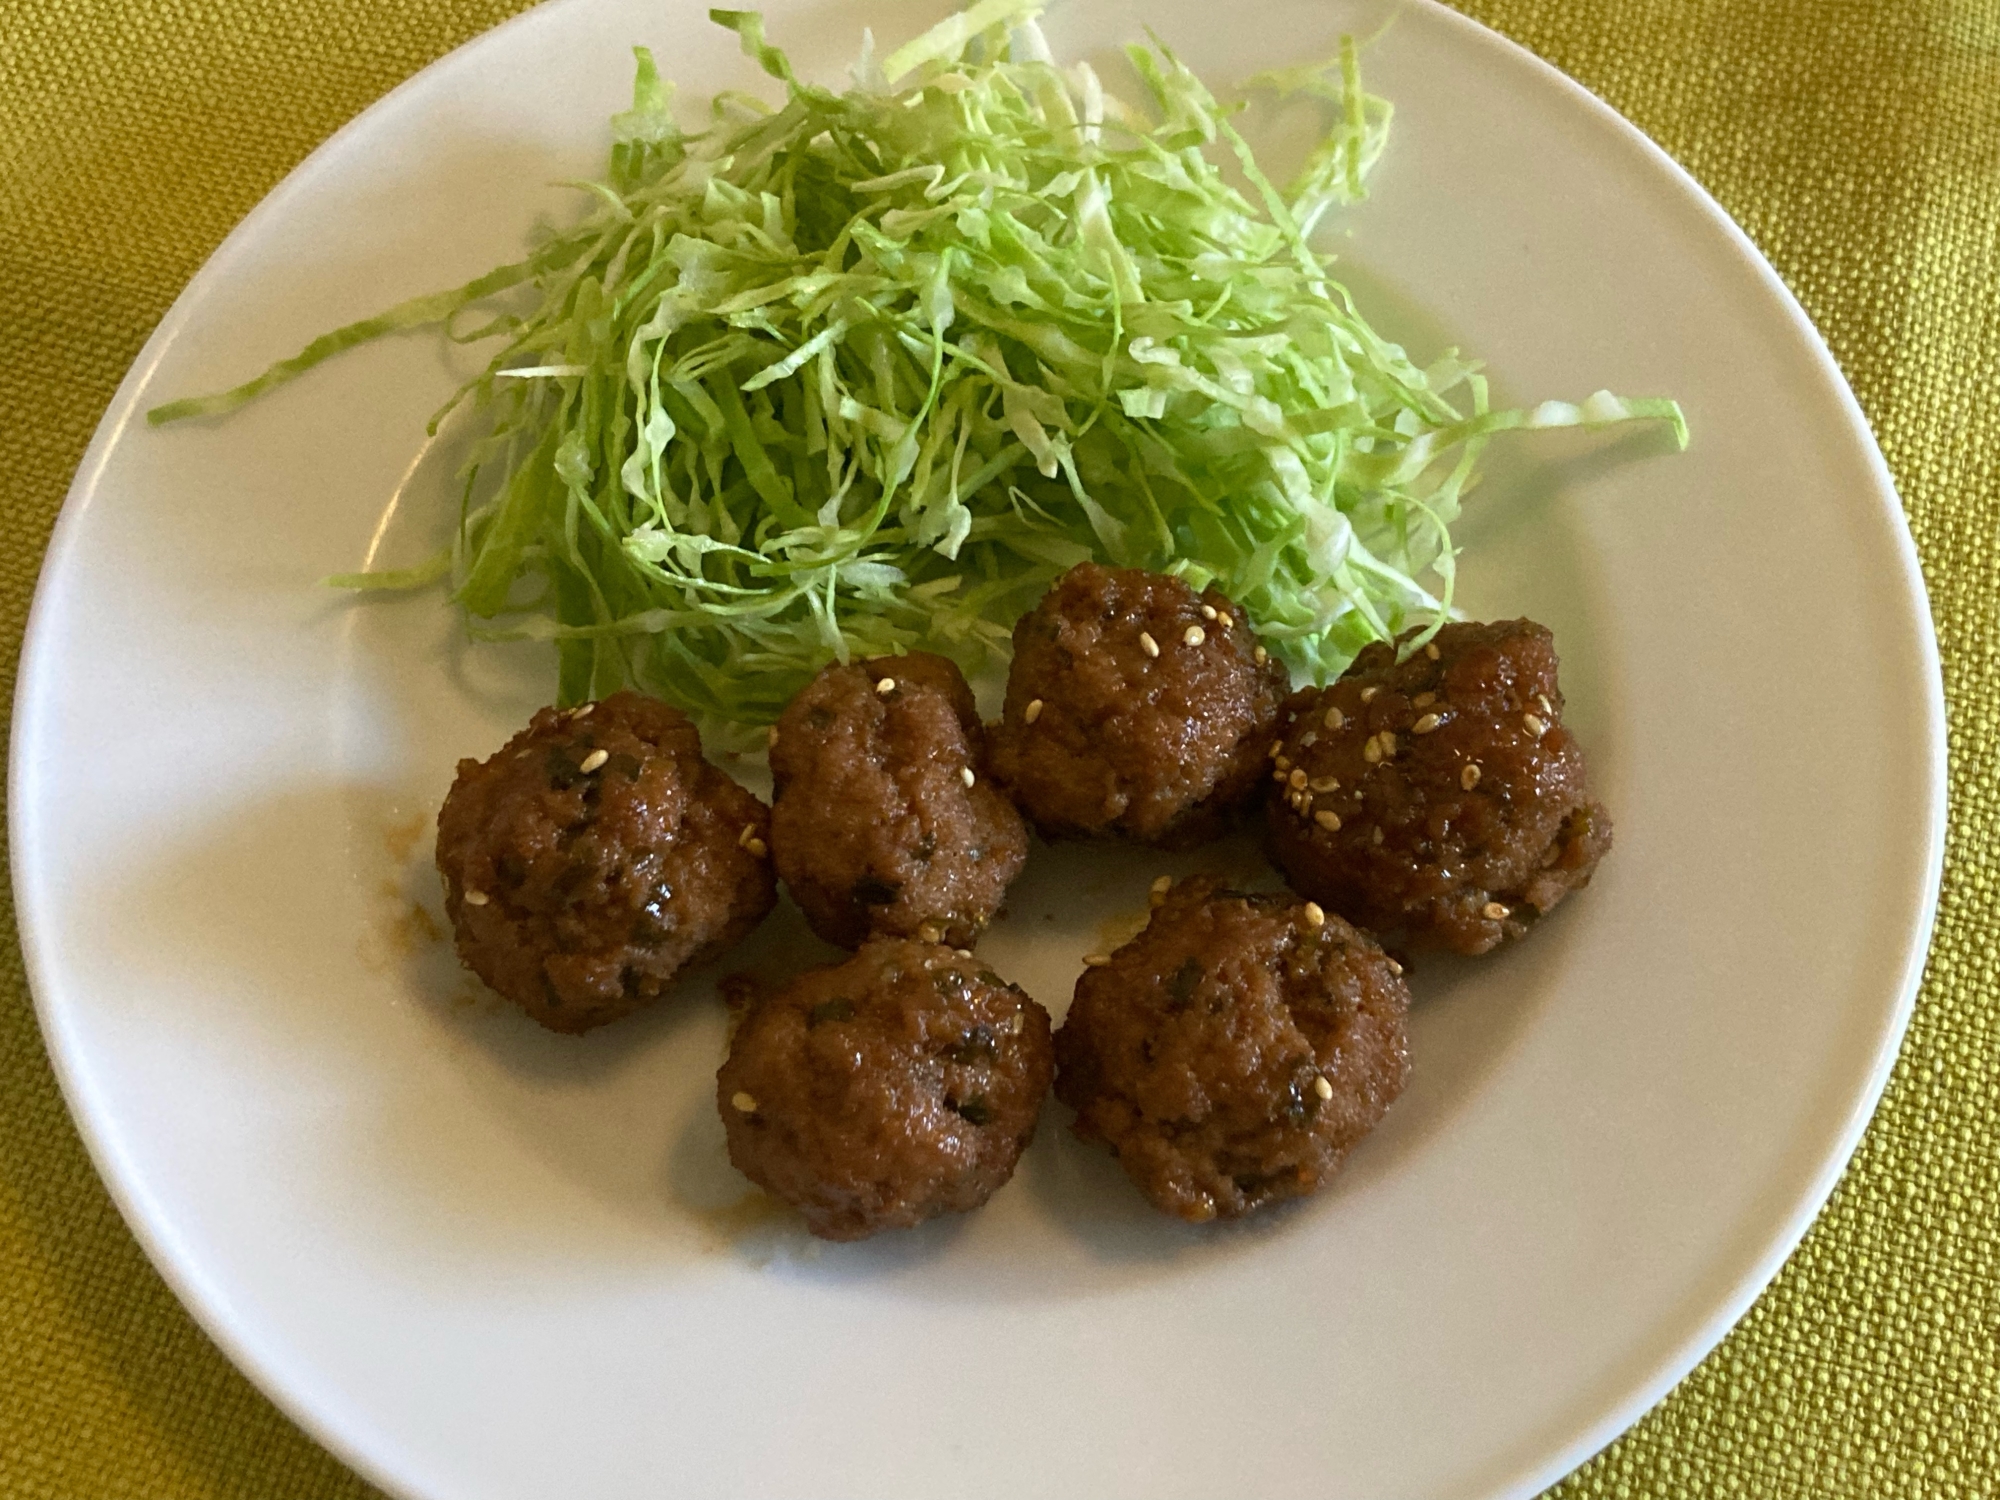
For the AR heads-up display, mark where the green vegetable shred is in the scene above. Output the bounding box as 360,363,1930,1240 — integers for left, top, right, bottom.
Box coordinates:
151,2,1685,733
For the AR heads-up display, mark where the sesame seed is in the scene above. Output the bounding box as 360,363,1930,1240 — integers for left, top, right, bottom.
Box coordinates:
1523,713,1547,737
876,677,896,695
1425,642,1441,661
1008,1011,1025,1034
1310,776,1339,793
1461,762,1483,790
1363,735,1384,764
1324,706,1345,731
1082,953,1111,967
1315,809,1342,832
1151,875,1173,897
1482,902,1509,921
1387,958,1403,976
918,923,943,944
1303,902,1326,928
1300,731,1318,748
1138,631,1160,658
1413,713,1441,735
1372,826,1384,845
956,949,974,958
579,748,609,774
1269,740,1284,759
1254,646,1268,664
1201,604,1218,620
1289,768,1308,789
961,766,976,788
1536,693,1554,716
731,1091,759,1113
1217,611,1233,629
1379,731,1397,756
464,889,490,906
571,702,596,719
1275,755,1291,771
738,823,758,847
1183,624,1206,647
1025,698,1044,724
1360,685,1379,703
1272,767,1290,784
1313,1075,1335,1100
1413,692,1436,709
745,837,768,858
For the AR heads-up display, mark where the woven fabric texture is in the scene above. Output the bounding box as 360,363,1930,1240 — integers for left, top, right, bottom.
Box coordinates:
2,1,1994,1496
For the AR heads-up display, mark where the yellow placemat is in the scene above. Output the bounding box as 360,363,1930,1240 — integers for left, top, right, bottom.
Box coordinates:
2,1,1993,1495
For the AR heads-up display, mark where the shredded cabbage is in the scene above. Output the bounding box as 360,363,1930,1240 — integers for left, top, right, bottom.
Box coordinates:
150,3,1685,732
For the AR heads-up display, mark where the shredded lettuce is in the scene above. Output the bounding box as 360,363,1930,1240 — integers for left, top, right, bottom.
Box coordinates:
150,3,1685,733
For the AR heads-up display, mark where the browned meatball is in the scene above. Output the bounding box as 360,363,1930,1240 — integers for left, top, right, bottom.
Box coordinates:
435,692,775,1033
988,562,1291,848
718,937,1054,1241
1055,876,1409,1222
1266,619,1612,955
769,652,1028,950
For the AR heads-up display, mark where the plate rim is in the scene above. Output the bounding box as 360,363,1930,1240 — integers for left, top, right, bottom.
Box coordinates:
1396,17,1947,1500
9,1,1948,1497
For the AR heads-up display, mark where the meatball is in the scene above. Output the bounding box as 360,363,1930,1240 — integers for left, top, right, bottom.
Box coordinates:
718,937,1054,1241
769,652,1028,950
435,691,775,1033
1055,876,1409,1222
1265,618,1612,955
988,562,1291,848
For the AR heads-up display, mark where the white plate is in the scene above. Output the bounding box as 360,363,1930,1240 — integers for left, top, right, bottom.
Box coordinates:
12,0,1944,1496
